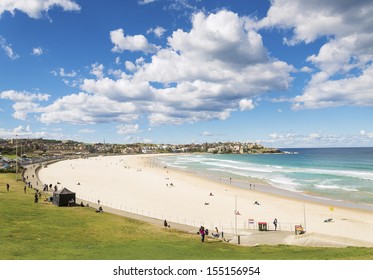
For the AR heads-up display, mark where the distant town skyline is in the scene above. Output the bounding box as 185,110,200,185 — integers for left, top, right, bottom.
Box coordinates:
1,0,373,148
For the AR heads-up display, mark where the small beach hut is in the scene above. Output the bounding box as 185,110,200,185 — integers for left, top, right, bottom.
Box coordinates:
53,187,76,206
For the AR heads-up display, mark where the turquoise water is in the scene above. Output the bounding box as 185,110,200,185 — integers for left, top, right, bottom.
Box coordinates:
158,148,373,205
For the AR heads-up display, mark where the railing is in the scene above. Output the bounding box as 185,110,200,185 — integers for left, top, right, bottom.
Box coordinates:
76,194,300,234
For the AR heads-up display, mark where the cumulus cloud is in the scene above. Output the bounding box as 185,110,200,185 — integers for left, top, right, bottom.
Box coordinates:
0,90,50,120
90,63,104,79
0,0,80,19
79,129,95,133
239,99,255,111
147,26,166,38
9,10,292,128
293,65,373,109
259,0,373,110
39,92,138,124
138,0,157,5
201,131,213,136
51,67,77,77
263,131,373,147
117,124,141,134
0,36,18,59
32,47,43,56
0,125,67,139
110,28,159,54
360,130,373,138
0,90,49,102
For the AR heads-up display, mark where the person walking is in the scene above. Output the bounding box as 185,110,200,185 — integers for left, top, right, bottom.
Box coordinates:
199,226,205,242
6,183,10,191
273,218,278,231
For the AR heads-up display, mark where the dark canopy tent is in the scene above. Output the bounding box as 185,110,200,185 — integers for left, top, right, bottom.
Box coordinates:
53,187,76,206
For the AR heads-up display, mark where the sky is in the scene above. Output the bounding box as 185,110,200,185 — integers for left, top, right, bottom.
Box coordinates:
0,0,373,148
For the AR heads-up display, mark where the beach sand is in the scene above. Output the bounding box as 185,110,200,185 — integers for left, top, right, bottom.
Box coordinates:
37,154,373,247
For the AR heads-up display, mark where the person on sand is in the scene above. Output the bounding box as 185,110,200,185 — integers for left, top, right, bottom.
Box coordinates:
212,227,220,238
164,220,170,227
273,218,278,231
96,206,103,213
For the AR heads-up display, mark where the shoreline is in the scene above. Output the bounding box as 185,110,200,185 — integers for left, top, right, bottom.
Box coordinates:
156,154,373,213
37,154,373,247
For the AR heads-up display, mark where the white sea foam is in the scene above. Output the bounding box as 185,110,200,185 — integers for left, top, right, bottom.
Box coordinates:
315,184,341,190
163,154,373,204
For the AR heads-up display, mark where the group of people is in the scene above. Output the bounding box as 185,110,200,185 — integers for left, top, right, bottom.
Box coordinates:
198,226,221,242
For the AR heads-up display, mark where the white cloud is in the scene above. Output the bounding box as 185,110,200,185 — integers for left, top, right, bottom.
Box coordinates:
0,90,49,102
293,65,373,109
0,125,66,139
239,99,255,111
15,10,292,127
300,66,313,73
125,61,136,72
0,0,81,19
39,92,138,124
360,129,373,138
0,90,50,120
110,28,159,54
202,131,212,136
79,129,96,133
259,0,373,110
32,47,43,56
262,131,373,148
51,67,77,77
117,124,141,134
169,10,267,65
90,63,104,79
0,36,19,59
147,26,166,38
138,0,157,5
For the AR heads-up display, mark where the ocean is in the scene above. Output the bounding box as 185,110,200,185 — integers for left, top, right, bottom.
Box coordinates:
158,147,373,206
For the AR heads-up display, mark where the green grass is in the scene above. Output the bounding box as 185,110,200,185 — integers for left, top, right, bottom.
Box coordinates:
1,173,373,260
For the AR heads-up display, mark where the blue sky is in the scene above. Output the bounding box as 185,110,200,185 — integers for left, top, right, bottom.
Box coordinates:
0,0,372,147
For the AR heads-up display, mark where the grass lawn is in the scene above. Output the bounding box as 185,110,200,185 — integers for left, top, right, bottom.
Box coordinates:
1,173,373,260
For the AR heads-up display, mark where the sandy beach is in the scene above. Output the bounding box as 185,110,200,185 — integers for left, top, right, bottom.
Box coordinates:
37,154,373,247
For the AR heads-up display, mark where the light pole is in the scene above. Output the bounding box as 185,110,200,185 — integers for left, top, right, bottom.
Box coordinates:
15,135,18,181
235,195,237,236
303,200,307,231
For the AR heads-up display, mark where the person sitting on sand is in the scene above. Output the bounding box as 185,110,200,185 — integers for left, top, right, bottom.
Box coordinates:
96,206,103,213
212,227,220,238
209,192,214,196
204,202,209,205
234,210,241,215
254,201,260,205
